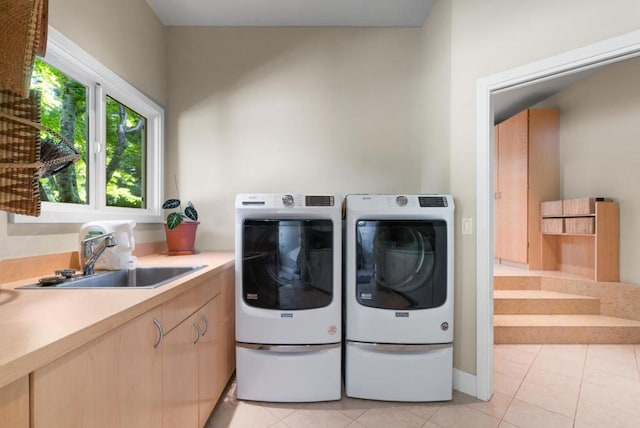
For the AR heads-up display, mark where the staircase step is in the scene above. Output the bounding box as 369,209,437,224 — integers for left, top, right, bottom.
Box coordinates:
494,290,599,315
494,314,640,344
494,276,541,290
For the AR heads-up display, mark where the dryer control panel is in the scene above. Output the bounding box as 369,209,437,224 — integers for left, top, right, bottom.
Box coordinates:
418,196,448,208
306,195,335,207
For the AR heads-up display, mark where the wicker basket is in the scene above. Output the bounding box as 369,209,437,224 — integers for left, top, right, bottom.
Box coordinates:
0,90,41,216
0,0,48,97
0,89,80,217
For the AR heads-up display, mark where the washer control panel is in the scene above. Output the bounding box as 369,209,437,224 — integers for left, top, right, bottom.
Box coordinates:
279,194,335,207
238,193,339,210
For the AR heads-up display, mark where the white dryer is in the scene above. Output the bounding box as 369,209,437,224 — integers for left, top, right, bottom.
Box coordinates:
344,194,454,402
235,193,342,402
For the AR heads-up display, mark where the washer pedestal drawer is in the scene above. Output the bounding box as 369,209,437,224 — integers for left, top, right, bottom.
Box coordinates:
236,343,341,402
345,341,453,402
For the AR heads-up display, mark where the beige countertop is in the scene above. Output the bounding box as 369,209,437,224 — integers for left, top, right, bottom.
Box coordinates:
0,251,235,390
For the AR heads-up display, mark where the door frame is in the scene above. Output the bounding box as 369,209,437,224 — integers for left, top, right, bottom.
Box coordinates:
475,29,640,401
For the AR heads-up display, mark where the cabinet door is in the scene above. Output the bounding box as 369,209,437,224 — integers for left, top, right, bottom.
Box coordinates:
198,267,236,425
0,376,29,428
116,307,163,427
31,307,163,428
198,295,222,426
527,109,560,269
162,311,199,428
495,110,529,264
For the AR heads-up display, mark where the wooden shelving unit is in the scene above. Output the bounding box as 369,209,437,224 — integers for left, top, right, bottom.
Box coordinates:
540,198,619,281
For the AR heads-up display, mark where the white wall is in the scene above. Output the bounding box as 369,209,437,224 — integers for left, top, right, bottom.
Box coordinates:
0,0,166,261
424,0,640,375
166,27,424,250
543,58,640,285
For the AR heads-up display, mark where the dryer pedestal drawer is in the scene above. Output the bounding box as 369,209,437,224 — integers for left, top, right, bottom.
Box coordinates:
236,344,341,402
345,341,453,402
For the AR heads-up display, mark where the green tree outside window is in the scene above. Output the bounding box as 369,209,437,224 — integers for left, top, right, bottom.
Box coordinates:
31,58,88,204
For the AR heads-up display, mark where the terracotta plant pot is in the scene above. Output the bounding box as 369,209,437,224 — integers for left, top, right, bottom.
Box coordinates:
164,221,199,255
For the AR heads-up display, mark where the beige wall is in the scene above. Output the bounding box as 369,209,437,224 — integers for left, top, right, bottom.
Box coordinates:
419,0,451,193
543,58,640,285
0,0,166,261
425,0,640,374
166,27,424,250
49,0,167,105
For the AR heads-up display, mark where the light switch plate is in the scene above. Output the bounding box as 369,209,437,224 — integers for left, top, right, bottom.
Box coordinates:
462,218,473,235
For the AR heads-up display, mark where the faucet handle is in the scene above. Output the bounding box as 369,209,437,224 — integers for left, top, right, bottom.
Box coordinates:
106,233,117,246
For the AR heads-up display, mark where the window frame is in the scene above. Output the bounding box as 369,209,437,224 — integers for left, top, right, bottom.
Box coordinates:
12,28,164,224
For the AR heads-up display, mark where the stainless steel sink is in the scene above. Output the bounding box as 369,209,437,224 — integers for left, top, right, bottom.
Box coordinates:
18,265,207,289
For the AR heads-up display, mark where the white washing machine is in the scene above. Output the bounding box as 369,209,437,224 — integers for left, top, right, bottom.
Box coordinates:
344,194,454,402
235,193,342,402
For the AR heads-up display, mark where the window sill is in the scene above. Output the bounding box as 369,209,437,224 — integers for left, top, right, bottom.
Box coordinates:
11,209,162,225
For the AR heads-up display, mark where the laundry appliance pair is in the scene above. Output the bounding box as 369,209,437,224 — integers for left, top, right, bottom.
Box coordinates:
234,193,454,403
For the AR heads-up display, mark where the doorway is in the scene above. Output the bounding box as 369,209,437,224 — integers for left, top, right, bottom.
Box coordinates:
475,30,640,401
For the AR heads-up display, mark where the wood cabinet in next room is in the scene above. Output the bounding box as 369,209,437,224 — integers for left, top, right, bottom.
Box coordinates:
495,108,559,269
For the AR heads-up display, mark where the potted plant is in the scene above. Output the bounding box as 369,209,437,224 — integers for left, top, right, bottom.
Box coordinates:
162,198,199,255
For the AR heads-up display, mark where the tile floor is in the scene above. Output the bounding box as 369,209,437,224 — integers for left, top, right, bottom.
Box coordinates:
206,344,640,427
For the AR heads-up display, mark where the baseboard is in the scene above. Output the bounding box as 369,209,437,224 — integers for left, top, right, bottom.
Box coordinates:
453,368,478,399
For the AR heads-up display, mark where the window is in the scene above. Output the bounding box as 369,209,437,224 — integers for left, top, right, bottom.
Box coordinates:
105,96,146,209
31,58,89,205
12,28,164,224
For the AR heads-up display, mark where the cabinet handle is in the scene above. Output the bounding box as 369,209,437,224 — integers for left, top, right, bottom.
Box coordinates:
193,321,202,345
153,318,164,349
200,315,209,336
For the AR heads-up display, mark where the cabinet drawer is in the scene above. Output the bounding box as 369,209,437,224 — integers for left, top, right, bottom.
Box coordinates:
565,217,594,234
541,200,563,217
162,273,221,333
542,218,563,234
563,198,595,215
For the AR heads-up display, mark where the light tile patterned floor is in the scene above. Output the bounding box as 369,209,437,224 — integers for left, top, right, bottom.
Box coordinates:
207,344,640,427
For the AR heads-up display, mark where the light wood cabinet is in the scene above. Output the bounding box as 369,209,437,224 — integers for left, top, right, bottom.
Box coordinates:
163,269,235,428
541,199,619,281
495,109,559,269
162,307,200,427
31,307,163,428
30,265,236,428
0,376,29,428
198,295,223,426
218,267,236,396
200,269,235,425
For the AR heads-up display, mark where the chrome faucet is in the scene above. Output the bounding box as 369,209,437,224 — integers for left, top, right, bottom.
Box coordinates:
80,232,117,276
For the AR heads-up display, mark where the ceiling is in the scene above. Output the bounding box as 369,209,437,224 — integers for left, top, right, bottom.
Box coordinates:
146,0,434,27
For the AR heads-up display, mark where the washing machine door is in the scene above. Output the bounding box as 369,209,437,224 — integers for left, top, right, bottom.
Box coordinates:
242,219,334,310
355,219,447,310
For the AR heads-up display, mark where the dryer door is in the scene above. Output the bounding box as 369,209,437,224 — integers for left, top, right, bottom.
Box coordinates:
242,219,334,310
355,219,447,310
